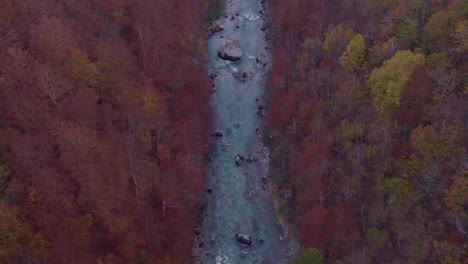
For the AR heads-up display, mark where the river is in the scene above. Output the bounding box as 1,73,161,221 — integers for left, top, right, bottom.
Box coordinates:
193,0,295,263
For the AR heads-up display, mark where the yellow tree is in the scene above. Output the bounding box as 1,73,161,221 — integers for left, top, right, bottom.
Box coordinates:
368,50,424,115
339,34,366,71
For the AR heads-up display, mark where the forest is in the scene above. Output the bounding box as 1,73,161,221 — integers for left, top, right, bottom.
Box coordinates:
265,0,467,263
0,0,215,263
0,0,466,263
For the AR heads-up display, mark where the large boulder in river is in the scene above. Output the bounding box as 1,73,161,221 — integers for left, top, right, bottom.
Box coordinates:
218,39,243,61
235,154,245,166
236,233,252,245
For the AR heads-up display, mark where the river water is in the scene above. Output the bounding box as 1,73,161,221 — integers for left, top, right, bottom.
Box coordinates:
194,0,293,263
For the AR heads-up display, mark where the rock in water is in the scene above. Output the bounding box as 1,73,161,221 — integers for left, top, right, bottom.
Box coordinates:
209,19,223,34
235,154,245,166
235,233,252,245
218,39,243,61
212,132,223,137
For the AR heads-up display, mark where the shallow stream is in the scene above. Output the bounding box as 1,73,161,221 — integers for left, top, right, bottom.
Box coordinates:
193,0,293,263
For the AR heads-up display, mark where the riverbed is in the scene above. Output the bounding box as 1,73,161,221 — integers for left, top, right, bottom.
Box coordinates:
193,0,295,263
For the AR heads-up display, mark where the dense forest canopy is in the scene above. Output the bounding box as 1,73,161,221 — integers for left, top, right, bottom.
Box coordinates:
0,0,466,263
266,0,467,263
0,0,218,263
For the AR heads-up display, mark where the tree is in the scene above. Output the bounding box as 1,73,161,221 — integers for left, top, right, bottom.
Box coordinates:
0,165,11,198
294,248,323,264
368,50,424,115
451,20,468,64
322,24,354,56
410,125,462,166
28,17,76,61
384,177,409,205
366,227,391,258
66,48,101,87
443,168,467,214
339,34,366,71
398,65,433,130
0,202,48,262
35,63,72,105
300,206,329,249
396,18,418,45
423,11,451,49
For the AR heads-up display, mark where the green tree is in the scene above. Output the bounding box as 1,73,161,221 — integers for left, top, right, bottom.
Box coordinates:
368,50,424,115
322,24,354,55
384,177,409,205
425,53,451,71
339,34,366,70
294,248,323,264
338,119,360,148
396,18,418,45
366,227,391,257
423,11,451,48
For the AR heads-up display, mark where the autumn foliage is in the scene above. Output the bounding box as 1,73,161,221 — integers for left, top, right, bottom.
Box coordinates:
0,0,214,263
266,0,467,263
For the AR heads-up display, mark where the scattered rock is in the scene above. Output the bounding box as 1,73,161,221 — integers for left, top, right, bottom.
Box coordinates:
208,73,218,80
245,156,258,163
206,189,213,194
218,39,243,62
233,70,250,82
198,242,204,248
235,233,252,245
212,131,223,137
235,154,245,166
209,20,223,34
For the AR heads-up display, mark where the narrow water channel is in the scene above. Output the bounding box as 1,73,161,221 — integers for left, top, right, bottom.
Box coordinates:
194,0,293,263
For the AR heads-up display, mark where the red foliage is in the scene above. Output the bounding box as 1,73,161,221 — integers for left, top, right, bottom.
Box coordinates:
398,65,433,130
0,0,212,262
300,205,329,249
300,203,359,251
